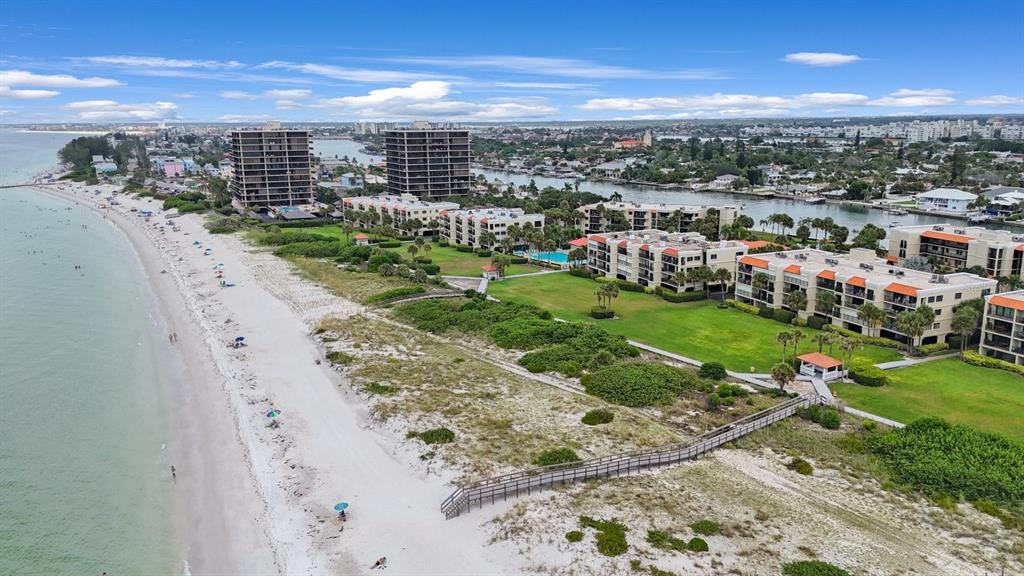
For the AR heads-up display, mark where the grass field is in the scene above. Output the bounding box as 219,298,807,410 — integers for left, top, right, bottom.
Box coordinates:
304,225,353,242
383,244,540,277
831,359,1024,442
486,273,902,373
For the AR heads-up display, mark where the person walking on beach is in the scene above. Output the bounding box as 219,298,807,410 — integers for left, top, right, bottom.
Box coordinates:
170,465,176,480
173,332,178,343
371,557,387,570
169,333,173,344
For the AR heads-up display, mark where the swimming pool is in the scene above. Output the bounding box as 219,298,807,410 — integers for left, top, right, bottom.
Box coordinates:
517,250,570,264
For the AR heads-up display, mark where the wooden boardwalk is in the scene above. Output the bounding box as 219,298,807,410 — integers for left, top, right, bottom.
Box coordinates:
441,394,821,519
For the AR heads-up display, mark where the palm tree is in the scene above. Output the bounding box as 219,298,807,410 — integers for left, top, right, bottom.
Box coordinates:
951,307,980,351
784,289,808,312
815,290,837,314
776,331,791,365
997,275,1024,293
771,362,796,392
839,337,861,370
857,302,886,338
813,332,831,353
601,283,620,310
789,329,806,363
752,272,772,301
490,253,511,277
406,244,419,259
896,310,926,354
421,243,432,257
712,268,732,302
411,268,428,283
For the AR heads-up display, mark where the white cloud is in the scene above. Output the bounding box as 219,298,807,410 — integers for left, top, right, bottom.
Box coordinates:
579,92,869,113
492,81,593,90
384,55,727,80
218,113,274,122
256,61,446,83
219,90,258,100
174,92,196,98
283,81,557,120
868,88,955,107
0,69,120,88
76,56,243,69
783,52,862,67
64,100,178,121
965,95,1024,106
0,86,60,99
263,89,312,99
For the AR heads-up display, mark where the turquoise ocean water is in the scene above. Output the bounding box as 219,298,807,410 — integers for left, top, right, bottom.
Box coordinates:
0,130,179,574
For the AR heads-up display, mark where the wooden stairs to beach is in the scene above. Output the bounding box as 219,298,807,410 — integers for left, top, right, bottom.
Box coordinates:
440,394,821,519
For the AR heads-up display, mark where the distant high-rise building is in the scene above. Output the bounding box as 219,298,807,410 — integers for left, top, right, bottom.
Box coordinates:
228,127,312,209
384,127,471,199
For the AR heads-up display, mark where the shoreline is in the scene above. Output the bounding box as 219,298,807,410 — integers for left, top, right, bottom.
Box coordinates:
32,180,518,575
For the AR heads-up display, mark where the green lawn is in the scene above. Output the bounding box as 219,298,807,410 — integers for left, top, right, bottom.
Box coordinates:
486,273,901,373
304,225,353,242
383,244,540,277
831,359,1024,442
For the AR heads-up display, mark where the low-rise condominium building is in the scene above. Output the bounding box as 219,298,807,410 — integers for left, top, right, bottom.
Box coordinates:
736,247,996,345
586,230,748,292
978,290,1024,365
889,223,1024,277
437,207,544,249
577,201,739,235
341,193,458,236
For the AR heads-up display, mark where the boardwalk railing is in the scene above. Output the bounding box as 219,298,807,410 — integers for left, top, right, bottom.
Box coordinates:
441,394,819,519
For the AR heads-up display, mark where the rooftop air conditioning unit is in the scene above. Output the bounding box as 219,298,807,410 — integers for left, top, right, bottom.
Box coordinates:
955,229,965,234
934,226,945,231
1014,236,1023,242
897,271,905,277
930,275,939,283
888,269,895,274
778,252,788,258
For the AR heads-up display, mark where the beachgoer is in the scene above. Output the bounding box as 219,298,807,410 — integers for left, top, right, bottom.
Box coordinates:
170,465,176,480
371,557,387,569
169,334,173,344
173,332,178,342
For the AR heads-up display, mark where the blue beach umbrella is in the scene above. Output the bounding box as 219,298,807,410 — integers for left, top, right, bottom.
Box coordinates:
235,336,245,342
334,502,349,511
266,409,280,417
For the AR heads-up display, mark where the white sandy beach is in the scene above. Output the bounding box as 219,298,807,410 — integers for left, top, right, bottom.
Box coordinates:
34,181,521,575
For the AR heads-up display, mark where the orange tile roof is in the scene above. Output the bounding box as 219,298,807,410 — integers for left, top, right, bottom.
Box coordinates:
885,282,919,297
663,247,680,257
1016,244,1024,252
353,233,369,239
618,240,629,248
739,255,770,269
640,243,651,251
784,264,802,274
989,294,1024,312
569,237,589,247
846,276,867,288
481,264,497,272
798,352,843,369
817,270,836,280
921,230,974,243
590,235,607,244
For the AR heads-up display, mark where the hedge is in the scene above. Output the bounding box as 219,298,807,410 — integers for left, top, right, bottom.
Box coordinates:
783,561,850,576
475,250,492,257
510,256,528,264
698,361,727,380
569,268,593,279
258,219,327,229
758,307,774,319
962,350,1024,377
725,299,761,315
438,240,449,247
824,324,900,348
534,448,581,466
366,285,426,303
613,279,647,293
590,306,615,319
414,263,441,276
455,245,474,253
377,240,402,248
800,405,841,429
806,315,828,330
917,342,950,356
655,286,707,303
848,364,890,387
773,308,796,324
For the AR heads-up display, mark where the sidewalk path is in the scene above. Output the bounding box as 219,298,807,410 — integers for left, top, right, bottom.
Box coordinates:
875,352,959,370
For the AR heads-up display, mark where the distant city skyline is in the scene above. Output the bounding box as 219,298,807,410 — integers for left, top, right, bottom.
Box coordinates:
1,0,1022,123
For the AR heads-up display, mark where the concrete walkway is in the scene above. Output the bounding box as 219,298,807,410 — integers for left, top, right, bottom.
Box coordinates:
844,406,905,428
875,351,959,370
504,268,568,279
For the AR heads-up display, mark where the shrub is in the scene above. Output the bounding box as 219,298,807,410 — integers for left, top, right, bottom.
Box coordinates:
689,520,720,536
686,537,709,552
590,306,615,319
867,419,1024,504
456,245,474,253
510,256,528,264
773,308,796,324
782,560,851,576
806,315,827,330
698,361,727,380
973,500,1024,530
962,350,1024,378
715,383,749,400
366,251,403,272
613,279,647,293
535,448,581,467
325,351,354,365
824,324,899,348
414,263,441,275
655,286,707,302
565,530,584,543
758,307,775,319
947,335,963,350
581,409,614,425
917,342,950,356
582,362,700,407
848,365,890,387
366,285,426,303
274,241,351,258
437,240,449,247
364,383,397,395
788,457,814,475
418,427,455,445
801,404,841,430
645,529,687,552
475,250,492,257
569,268,593,278
725,299,761,315
377,240,402,248
580,516,628,557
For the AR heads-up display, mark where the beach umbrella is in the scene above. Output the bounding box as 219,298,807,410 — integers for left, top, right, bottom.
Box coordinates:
266,409,280,418
235,336,245,342
334,502,349,511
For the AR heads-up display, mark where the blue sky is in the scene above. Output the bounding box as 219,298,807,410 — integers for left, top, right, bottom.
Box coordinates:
1,0,1022,123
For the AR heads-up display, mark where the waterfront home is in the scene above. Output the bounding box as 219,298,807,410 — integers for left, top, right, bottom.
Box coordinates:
586,229,747,293
735,247,995,346
888,223,1024,277
915,188,977,213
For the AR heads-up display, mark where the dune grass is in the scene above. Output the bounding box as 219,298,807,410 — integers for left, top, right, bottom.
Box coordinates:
383,244,540,277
